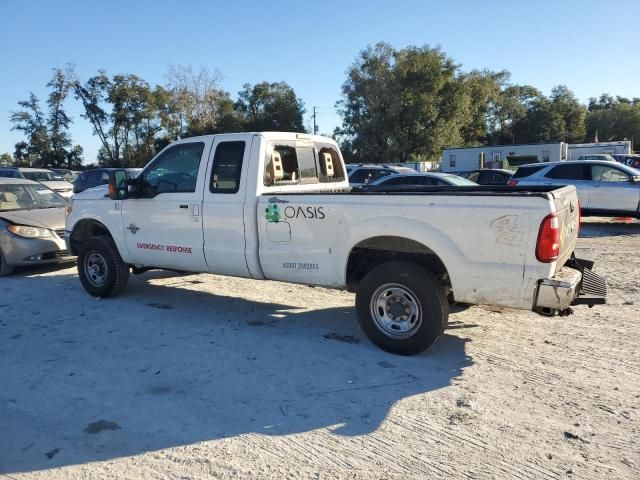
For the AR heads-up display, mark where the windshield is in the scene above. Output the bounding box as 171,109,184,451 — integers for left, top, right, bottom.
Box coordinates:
22,171,63,181
0,183,67,211
444,175,478,186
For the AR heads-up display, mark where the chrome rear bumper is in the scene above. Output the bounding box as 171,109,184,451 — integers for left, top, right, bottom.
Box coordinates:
534,254,608,312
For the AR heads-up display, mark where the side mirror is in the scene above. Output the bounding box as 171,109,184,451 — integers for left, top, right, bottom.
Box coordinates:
107,170,129,200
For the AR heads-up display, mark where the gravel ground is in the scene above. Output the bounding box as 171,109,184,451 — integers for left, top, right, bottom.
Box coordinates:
1,218,638,480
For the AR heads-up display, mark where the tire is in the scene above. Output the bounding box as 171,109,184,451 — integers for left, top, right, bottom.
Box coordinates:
77,235,129,297
0,249,14,276
355,261,448,355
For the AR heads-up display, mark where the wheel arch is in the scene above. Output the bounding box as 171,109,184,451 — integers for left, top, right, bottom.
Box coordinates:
345,235,451,293
69,218,113,256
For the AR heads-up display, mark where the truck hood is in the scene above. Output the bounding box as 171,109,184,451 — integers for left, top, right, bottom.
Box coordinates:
74,184,109,200
41,180,73,191
0,207,66,230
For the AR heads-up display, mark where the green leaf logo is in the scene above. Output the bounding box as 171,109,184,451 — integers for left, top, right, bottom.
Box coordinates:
265,203,280,223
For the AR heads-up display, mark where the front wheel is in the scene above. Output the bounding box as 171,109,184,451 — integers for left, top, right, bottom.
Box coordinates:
77,236,129,297
0,249,14,276
356,261,448,355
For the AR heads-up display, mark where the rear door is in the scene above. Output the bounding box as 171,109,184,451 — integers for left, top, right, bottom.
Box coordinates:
543,163,591,208
588,163,639,213
201,136,252,277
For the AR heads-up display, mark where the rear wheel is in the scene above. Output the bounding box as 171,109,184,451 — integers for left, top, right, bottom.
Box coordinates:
356,261,448,355
77,236,129,297
0,249,14,276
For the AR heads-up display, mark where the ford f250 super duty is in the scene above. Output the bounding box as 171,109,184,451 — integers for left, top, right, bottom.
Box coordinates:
65,132,607,355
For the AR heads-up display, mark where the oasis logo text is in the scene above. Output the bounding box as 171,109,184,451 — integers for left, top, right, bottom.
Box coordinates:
283,206,326,220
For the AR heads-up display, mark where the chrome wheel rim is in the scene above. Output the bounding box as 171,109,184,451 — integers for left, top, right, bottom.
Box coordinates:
370,283,422,339
84,251,108,287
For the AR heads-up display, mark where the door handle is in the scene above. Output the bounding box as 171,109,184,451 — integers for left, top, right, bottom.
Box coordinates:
179,204,188,209
191,203,200,222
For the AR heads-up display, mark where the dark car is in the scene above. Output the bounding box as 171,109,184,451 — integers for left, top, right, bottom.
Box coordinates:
0,168,25,179
73,168,142,194
458,169,513,185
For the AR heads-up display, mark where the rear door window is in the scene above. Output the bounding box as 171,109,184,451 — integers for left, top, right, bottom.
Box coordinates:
513,165,546,178
545,164,589,180
210,141,245,193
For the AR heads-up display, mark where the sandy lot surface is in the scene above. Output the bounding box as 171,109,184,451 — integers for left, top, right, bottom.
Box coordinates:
1,218,638,480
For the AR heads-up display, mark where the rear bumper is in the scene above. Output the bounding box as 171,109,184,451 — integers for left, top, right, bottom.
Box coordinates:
535,267,583,310
534,251,608,311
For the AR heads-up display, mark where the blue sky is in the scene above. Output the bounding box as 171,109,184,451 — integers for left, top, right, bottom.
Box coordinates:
1,0,639,163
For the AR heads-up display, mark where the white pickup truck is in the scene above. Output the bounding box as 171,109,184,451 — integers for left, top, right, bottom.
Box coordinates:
65,132,606,355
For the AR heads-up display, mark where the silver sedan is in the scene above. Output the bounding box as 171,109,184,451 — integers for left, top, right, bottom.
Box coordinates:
0,178,72,275
509,161,640,218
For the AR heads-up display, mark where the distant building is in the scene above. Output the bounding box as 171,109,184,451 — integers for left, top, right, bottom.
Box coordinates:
441,143,567,173
441,140,633,172
567,141,631,160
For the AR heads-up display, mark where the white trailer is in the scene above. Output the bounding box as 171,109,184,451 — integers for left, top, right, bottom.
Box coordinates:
568,141,631,160
441,143,568,173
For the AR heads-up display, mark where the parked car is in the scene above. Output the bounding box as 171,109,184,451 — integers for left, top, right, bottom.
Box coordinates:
50,168,79,183
18,168,73,198
0,178,72,275
612,154,640,169
346,164,416,186
66,132,604,355
578,154,616,162
0,168,25,179
364,172,477,188
509,160,640,218
73,168,142,194
458,169,513,185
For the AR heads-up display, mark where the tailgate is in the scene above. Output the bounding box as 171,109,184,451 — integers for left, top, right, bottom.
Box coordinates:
550,185,580,270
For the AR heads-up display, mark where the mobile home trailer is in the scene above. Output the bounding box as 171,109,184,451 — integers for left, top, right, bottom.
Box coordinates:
441,143,568,173
568,141,631,160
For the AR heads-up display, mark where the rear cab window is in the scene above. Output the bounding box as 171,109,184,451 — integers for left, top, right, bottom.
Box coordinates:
263,140,345,187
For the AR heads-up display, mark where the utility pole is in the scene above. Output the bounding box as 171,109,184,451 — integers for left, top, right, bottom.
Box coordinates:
312,106,318,135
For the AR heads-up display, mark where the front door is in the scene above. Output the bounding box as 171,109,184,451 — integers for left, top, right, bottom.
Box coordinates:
588,163,640,213
121,140,211,271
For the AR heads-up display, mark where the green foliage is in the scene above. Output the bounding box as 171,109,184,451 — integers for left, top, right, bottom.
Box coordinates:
68,66,305,166
235,82,305,132
0,153,12,167
336,43,507,163
585,95,640,144
9,66,83,169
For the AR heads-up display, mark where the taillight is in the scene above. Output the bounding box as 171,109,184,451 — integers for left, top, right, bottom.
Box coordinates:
536,213,560,263
576,199,581,234
507,179,519,186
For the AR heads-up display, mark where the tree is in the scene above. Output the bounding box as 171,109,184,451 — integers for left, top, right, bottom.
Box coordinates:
165,65,236,137
489,85,586,144
336,42,471,163
73,71,163,166
585,95,640,145
459,69,510,145
487,85,542,144
10,92,50,164
10,67,83,168
0,153,12,167
235,81,305,132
